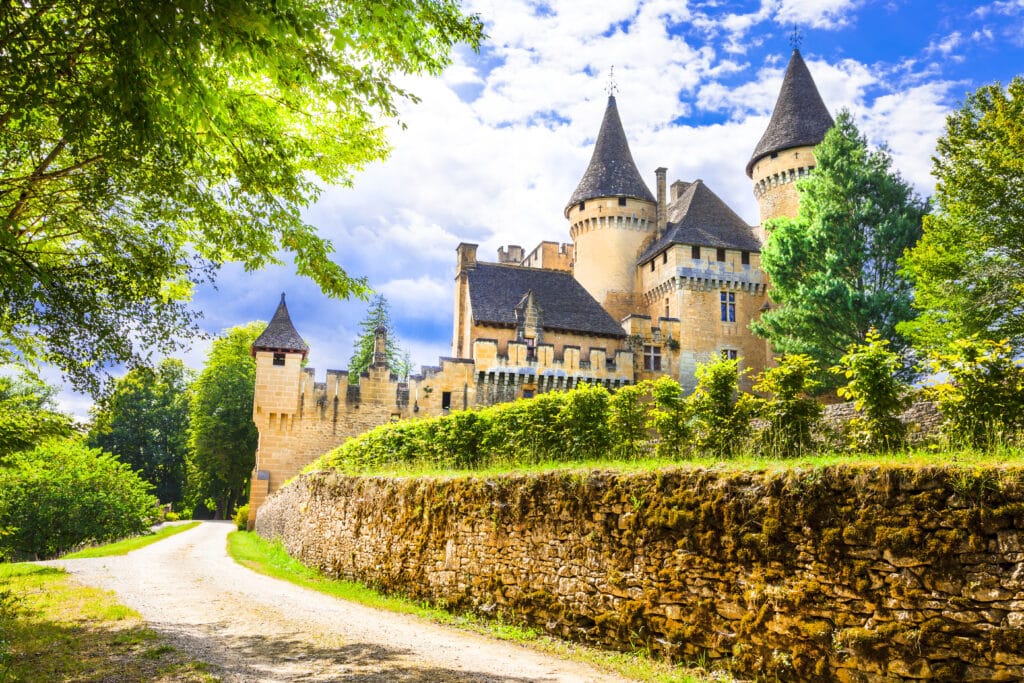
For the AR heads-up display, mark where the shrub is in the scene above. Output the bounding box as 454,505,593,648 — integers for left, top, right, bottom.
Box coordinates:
559,383,610,461
689,356,754,456
927,337,1024,448
834,329,910,451
233,504,250,530
608,381,651,460
647,376,692,458
0,441,159,560
754,354,823,457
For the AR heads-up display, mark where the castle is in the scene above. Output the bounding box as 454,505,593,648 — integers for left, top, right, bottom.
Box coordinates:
246,49,834,525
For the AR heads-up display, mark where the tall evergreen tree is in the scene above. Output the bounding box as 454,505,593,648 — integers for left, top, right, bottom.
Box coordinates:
88,359,192,504
752,110,927,386
900,78,1024,352
348,295,411,378
187,323,261,519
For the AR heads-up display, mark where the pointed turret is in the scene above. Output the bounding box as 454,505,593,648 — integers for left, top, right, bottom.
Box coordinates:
566,95,657,322
747,48,834,233
252,293,309,359
565,95,655,215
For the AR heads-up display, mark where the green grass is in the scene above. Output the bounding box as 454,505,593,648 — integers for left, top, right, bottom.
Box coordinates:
0,562,219,682
227,530,730,683
313,445,1024,480
62,521,201,559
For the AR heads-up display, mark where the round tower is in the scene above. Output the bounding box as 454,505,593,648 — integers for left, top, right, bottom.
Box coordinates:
566,95,656,322
746,48,834,239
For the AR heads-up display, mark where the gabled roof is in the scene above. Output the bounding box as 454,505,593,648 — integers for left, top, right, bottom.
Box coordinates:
638,180,761,263
467,263,626,338
252,293,309,356
746,49,834,177
566,95,655,215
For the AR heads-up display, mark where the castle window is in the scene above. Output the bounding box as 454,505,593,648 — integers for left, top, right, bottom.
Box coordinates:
716,248,726,262
618,197,627,207
722,349,739,361
522,389,535,399
650,260,655,272
741,251,750,266
441,391,452,411
273,353,286,366
770,152,778,159
691,245,700,259
643,345,662,371
662,251,668,264
578,201,585,211
720,291,736,322
664,297,670,318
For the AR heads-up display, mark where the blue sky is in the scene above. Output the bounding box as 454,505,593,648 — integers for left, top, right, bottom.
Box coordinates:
52,0,1024,416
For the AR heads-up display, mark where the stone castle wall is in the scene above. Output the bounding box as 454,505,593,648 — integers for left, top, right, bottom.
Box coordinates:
257,464,1024,682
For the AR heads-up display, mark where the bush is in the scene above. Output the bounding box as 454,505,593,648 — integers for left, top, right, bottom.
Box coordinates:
688,356,754,456
648,376,691,459
607,381,651,460
0,441,159,560
233,504,250,530
559,383,610,460
834,330,910,451
754,354,823,457
927,337,1024,448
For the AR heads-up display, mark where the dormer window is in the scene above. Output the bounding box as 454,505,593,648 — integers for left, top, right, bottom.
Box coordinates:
273,353,286,366
717,248,726,262
691,245,700,259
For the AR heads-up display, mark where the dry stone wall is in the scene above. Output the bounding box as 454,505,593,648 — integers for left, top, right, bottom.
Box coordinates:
256,465,1024,681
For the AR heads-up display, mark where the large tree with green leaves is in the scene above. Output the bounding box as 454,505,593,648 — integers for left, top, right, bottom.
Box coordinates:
0,368,72,459
348,294,411,378
88,359,192,504
187,323,262,519
899,78,1024,352
752,110,927,384
0,1,483,392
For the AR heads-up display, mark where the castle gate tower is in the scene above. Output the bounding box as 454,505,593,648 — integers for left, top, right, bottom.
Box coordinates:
566,95,657,323
747,48,834,239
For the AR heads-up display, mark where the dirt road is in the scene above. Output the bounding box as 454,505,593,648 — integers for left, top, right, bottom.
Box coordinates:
50,521,633,682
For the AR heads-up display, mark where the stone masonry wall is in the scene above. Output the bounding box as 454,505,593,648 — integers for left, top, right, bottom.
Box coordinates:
257,465,1024,682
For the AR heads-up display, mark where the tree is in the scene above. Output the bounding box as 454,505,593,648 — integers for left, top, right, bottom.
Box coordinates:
0,1,483,391
833,330,910,452
752,110,928,386
752,354,822,457
187,323,262,519
88,359,192,504
899,78,1024,352
0,368,72,459
0,441,159,560
688,356,754,456
348,295,411,378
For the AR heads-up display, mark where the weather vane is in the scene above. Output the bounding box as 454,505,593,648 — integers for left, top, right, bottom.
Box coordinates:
606,66,619,97
789,26,803,51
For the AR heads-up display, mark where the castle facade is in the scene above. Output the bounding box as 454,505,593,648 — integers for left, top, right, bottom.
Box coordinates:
247,49,834,525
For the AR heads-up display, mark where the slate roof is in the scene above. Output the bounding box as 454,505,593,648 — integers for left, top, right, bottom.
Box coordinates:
467,263,626,338
252,293,309,355
746,49,834,177
566,95,655,215
637,180,761,263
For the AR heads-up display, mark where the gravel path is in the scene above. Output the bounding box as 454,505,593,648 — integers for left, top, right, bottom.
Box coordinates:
47,521,633,683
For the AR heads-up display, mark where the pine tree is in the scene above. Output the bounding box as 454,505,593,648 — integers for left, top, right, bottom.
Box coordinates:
752,110,927,387
348,295,411,379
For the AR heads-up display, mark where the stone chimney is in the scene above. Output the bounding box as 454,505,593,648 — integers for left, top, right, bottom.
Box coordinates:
456,242,478,275
655,167,667,238
372,325,388,367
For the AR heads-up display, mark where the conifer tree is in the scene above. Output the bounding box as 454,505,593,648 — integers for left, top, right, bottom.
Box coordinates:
348,295,411,379
752,110,927,386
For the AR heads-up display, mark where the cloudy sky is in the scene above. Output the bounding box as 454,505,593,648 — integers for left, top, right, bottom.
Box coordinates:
53,0,1024,417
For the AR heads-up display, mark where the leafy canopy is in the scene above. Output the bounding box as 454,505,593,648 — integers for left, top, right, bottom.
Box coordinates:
0,368,73,459
0,0,484,391
88,359,193,504
752,111,927,386
899,78,1024,352
187,322,263,519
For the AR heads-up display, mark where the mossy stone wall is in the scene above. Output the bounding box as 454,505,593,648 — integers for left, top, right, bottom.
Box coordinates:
256,465,1024,681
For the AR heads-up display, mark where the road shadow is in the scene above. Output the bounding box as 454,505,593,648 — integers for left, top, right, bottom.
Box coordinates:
147,619,559,682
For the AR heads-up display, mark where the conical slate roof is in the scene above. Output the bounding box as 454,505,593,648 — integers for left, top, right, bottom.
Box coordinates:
638,180,761,264
565,95,655,215
746,49,834,177
252,293,309,356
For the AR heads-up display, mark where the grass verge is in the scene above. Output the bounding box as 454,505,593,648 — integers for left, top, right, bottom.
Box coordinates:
63,522,201,559
0,562,219,682
227,530,731,683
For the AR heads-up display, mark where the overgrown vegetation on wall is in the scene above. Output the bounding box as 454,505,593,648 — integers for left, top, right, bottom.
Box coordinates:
314,337,1024,475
